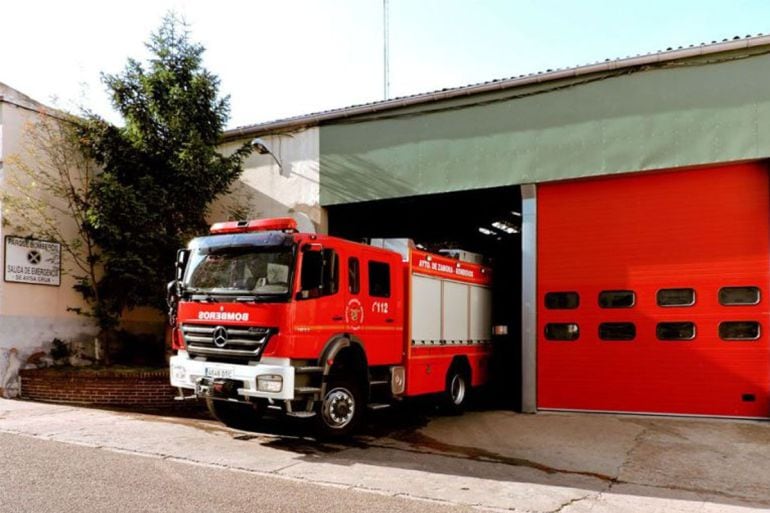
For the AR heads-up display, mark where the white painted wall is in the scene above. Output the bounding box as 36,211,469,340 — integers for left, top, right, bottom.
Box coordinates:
211,127,325,233
0,95,100,397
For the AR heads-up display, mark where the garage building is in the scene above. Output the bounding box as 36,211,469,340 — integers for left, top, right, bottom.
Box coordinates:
224,35,770,418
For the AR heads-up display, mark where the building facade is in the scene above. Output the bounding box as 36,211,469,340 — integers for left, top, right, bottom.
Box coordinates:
0,84,162,395
227,35,770,418
5,34,770,417
0,84,100,396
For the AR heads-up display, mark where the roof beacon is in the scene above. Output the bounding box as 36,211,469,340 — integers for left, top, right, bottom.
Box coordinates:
209,217,298,234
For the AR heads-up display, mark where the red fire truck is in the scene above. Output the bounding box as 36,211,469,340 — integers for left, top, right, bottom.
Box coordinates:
168,217,493,435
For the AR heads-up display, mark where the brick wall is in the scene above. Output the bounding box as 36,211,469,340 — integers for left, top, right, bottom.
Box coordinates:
19,368,179,408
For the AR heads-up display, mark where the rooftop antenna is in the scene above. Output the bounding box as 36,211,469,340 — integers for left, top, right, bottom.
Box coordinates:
383,0,390,100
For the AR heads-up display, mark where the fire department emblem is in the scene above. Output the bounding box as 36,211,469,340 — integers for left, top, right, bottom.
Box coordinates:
345,299,364,329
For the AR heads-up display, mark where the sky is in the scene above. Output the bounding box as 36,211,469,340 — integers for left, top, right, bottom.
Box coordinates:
3,0,770,129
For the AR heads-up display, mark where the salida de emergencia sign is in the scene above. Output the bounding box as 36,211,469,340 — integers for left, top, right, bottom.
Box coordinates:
4,237,61,286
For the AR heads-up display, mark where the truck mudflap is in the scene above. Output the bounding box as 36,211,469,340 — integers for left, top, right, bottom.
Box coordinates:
170,351,296,401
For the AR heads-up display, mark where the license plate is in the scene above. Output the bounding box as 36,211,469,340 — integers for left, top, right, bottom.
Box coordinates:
204,367,233,379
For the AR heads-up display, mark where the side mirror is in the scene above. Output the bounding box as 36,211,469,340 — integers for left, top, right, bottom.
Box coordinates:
166,280,179,308
166,280,179,326
175,249,190,281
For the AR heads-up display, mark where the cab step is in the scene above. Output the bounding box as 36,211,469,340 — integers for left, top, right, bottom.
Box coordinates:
174,388,197,401
295,366,324,374
367,403,391,410
294,386,321,394
286,411,317,418
369,380,389,386
174,394,198,401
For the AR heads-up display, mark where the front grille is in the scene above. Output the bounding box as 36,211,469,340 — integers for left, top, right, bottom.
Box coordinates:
182,324,273,363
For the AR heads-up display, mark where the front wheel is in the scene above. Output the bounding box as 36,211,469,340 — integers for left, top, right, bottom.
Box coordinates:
316,379,363,438
206,398,264,431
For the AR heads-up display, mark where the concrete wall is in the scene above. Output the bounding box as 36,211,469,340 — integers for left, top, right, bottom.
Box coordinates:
0,97,170,396
212,127,325,233
0,98,102,396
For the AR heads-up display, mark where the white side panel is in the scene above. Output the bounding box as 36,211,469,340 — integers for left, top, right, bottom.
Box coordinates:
369,238,413,261
411,275,442,342
442,281,469,342
469,285,492,341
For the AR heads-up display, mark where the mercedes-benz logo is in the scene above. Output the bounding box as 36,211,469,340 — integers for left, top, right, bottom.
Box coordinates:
212,326,228,348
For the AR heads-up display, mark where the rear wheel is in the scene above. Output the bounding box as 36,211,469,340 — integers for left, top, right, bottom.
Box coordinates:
316,379,363,438
443,367,469,414
206,398,264,431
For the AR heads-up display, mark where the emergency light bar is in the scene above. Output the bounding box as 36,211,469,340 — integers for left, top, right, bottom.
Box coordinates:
210,217,298,234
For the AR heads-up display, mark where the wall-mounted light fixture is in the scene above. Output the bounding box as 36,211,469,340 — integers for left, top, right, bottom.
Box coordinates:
251,137,284,173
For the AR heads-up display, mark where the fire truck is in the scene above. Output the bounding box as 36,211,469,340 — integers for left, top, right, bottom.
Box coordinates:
168,217,493,436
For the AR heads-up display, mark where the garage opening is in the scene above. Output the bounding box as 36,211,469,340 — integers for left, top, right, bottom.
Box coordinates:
327,185,523,410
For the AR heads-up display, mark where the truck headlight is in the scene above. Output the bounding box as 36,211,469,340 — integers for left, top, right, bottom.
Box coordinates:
257,375,283,393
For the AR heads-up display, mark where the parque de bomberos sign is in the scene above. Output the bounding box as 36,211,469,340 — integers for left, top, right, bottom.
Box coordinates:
4,236,61,286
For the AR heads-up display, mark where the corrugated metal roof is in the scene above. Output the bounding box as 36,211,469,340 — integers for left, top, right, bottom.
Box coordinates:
223,33,770,141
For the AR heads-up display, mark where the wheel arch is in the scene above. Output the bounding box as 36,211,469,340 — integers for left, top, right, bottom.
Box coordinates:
447,355,472,384
318,334,369,397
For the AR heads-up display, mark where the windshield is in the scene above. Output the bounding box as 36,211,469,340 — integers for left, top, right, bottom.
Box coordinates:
184,246,294,297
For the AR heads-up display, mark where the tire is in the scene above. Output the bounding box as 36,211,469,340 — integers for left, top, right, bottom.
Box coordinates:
316,379,363,438
206,398,264,431
443,367,469,414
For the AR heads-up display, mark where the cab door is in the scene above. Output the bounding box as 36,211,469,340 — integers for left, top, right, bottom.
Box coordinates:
291,241,347,358
354,251,404,365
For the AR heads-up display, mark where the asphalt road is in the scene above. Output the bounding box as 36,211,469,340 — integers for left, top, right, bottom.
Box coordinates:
3,399,769,512
0,432,473,513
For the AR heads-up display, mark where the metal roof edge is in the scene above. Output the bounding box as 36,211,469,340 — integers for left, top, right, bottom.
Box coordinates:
0,82,48,111
0,83,71,122
223,34,770,141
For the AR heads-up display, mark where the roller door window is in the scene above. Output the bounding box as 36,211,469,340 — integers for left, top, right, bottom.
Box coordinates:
545,292,580,309
719,321,761,341
719,287,761,306
599,322,636,341
657,288,696,307
599,290,635,308
545,323,580,341
657,322,696,341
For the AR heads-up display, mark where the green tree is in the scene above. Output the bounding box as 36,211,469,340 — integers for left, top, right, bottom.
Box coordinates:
78,13,250,328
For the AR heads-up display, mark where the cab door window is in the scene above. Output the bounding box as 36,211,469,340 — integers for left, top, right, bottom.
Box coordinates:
348,257,360,294
299,249,338,298
368,261,391,298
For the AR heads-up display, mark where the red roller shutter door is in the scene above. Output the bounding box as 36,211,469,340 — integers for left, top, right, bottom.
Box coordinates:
537,162,770,418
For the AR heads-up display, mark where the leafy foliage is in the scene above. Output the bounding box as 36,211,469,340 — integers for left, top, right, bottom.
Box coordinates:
78,13,250,321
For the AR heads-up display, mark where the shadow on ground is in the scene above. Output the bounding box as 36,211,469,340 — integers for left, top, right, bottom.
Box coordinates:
230,400,770,511
65,393,770,511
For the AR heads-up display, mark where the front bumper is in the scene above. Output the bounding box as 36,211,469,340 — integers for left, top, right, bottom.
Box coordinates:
170,351,295,400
